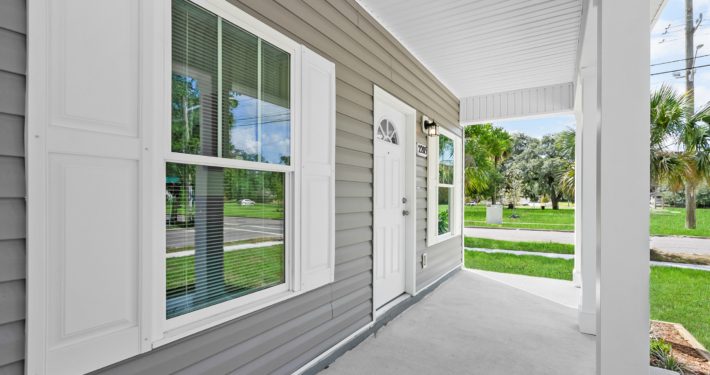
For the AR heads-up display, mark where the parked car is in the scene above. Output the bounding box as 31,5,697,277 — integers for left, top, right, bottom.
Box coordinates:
239,199,256,206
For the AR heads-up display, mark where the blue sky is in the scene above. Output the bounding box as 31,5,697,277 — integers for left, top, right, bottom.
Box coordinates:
495,0,709,138
494,115,575,139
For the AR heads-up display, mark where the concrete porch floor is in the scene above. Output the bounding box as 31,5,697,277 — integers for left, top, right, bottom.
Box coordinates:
321,270,595,375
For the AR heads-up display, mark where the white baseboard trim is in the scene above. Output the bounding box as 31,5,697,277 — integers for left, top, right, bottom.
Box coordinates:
578,309,596,335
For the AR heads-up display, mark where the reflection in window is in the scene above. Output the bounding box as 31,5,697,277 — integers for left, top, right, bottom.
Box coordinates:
439,135,454,184
376,118,399,144
171,0,218,157
165,162,285,319
438,186,451,235
172,0,291,165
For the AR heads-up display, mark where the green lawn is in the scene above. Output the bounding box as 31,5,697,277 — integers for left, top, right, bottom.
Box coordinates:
464,251,574,280
651,207,710,237
166,244,284,291
465,205,575,231
465,205,710,237
464,251,710,348
223,202,284,220
464,237,575,254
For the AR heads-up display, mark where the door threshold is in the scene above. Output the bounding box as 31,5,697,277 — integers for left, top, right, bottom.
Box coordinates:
375,293,410,319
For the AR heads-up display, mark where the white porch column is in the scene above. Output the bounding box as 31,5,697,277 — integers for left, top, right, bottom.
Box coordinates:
597,0,650,373
573,105,582,288
578,65,598,335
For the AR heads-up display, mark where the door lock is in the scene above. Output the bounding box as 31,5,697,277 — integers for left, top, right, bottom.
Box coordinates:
402,197,407,203
402,210,410,216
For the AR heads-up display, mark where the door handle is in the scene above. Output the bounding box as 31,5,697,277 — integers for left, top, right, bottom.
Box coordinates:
402,210,410,216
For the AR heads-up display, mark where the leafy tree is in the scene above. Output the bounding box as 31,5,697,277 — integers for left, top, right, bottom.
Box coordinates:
464,124,513,203
502,132,573,210
650,85,710,229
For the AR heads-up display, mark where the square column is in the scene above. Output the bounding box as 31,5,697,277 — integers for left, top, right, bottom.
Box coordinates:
597,0,650,373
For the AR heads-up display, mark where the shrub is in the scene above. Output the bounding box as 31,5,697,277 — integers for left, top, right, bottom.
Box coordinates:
650,338,686,374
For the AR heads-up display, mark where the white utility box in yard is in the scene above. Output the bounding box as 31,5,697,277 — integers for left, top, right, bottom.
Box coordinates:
486,204,503,224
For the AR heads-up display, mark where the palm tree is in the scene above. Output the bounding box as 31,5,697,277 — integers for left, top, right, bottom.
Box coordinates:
556,128,576,197
464,124,513,204
650,85,710,229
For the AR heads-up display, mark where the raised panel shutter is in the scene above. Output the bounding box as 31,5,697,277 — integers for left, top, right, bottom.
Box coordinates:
27,0,152,373
299,47,336,291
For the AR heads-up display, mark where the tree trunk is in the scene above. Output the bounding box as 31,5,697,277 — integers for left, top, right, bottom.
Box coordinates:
685,183,697,229
551,195,560,210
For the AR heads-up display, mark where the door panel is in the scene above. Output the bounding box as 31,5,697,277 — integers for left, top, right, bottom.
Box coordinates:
373,96,407,309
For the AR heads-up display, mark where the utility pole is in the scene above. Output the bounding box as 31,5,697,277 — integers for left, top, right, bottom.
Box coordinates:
685,0,701,228
686,0,696,111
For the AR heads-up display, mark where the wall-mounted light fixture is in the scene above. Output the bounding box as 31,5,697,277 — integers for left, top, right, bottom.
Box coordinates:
421,115,439,137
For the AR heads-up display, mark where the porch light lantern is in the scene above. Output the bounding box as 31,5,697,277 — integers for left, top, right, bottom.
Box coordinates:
421,116,439,137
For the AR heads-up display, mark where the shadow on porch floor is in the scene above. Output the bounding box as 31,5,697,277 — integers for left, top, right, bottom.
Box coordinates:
321,270,595,375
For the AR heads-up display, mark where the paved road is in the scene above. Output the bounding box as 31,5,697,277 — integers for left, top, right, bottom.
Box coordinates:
464,227,710,256
167,217,284,250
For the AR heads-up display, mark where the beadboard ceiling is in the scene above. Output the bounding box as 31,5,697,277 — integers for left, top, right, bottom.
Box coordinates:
357,0,668,98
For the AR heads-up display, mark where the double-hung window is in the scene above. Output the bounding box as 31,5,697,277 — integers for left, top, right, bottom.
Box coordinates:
427,127,462,245
161,0,335,335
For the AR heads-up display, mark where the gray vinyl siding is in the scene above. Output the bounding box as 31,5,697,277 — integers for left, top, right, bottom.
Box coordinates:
0,0,26,374
0,0,461,373
414,115,463,291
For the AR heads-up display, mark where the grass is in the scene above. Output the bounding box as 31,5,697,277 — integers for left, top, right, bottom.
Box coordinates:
464,205,710,237
464,237,575,254
465,205,575,231
223,202,284,220
650,207,710,237
166,244,284,291
650,266,710,349
464,251,574,280
464,251,710,348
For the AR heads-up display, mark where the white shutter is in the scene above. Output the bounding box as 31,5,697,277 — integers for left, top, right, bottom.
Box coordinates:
299,47,336,291
27,0,156,373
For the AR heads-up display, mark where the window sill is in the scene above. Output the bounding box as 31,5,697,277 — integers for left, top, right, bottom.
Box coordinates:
427,232,459,247
153,284,297,348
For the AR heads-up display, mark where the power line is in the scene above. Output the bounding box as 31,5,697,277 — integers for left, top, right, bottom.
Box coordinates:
650,62,710,76
651,53,710,66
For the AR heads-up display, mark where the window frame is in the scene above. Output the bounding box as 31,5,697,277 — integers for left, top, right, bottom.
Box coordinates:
152,0,304,346
427,126,463,246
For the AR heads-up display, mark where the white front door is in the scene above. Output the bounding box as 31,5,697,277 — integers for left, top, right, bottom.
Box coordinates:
373,94,408,309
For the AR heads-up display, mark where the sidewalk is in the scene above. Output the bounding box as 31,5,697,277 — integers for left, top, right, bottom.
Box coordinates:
465,227,710,256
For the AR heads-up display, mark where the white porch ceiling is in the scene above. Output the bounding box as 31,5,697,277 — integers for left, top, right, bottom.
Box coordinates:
357,0,584,98
357,0,668,99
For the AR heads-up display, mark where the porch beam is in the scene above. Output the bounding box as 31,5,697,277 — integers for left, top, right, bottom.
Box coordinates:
459,82,575,124
596,0,650,373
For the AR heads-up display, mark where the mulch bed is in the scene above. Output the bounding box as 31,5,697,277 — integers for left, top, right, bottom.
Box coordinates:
651,320,710,375
650,249,710,266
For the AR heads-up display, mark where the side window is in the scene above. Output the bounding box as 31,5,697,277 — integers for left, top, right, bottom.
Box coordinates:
427,127,461,244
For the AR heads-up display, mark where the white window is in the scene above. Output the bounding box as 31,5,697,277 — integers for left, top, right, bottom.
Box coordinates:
427,127,462,245
158,0,336,339
27,0,336,372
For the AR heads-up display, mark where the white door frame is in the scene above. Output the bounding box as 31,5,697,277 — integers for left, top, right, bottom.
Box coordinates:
372,85,417,318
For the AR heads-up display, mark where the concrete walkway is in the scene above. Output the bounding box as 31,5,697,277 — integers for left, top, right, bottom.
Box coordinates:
465,227,710,256
322,271,595,375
